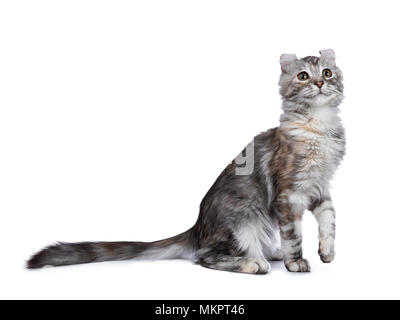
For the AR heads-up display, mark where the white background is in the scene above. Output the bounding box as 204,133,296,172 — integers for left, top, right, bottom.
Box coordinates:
1,0,399,299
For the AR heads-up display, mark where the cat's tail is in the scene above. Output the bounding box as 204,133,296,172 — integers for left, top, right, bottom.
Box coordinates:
26,230,194,269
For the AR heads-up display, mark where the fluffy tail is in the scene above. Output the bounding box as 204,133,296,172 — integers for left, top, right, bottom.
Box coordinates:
27,230,193,269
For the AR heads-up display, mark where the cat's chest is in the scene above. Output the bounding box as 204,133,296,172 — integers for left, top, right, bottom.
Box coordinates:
289,124,345,185
299,135,340,169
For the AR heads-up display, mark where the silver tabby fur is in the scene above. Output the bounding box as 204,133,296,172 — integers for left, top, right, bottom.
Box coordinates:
28,49,345,274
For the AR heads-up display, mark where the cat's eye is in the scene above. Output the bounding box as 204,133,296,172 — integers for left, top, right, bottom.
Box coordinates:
323,69,333,78
297,72,309,81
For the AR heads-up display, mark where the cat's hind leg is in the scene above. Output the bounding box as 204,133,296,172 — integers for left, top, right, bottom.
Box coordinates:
197,255,271,275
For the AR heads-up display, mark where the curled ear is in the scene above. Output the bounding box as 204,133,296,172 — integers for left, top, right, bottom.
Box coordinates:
319,49,336,67
280,54,297,73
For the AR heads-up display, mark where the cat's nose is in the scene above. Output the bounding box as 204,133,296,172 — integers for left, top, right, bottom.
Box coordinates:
315,81,324,89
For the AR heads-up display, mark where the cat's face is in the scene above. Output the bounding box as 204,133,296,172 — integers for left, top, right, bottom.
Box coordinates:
279,49,343,110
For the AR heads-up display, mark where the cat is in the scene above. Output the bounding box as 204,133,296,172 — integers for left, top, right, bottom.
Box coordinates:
27,49,345,274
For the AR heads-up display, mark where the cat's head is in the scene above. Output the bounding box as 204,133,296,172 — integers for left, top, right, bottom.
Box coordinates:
279,49,343,112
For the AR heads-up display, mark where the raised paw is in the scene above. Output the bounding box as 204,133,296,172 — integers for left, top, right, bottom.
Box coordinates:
240,259,271,275
318,240,335,263
285,258,310,272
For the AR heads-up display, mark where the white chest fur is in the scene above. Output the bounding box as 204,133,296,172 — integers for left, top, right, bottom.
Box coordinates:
281,106,345,205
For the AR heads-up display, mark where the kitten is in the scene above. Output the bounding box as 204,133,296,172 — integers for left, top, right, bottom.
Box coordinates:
27,49,345,274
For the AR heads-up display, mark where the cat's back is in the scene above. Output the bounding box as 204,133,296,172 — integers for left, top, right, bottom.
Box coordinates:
198,128,279,216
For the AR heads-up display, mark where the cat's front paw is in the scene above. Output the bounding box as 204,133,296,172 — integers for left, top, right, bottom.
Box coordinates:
285,258,310,272
318,240,335,263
